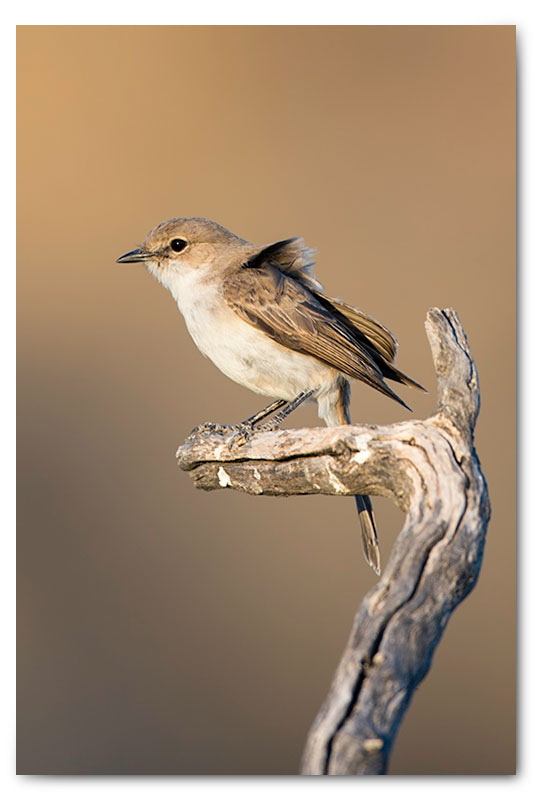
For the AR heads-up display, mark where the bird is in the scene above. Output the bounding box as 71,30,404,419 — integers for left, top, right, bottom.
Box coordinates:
117,217,425,574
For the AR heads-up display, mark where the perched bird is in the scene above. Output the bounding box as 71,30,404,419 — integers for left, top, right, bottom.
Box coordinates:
117,217,425,574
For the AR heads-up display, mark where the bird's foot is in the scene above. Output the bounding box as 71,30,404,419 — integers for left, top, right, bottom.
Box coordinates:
252,419,282,433
189,421,233,438
227,419,281,450
227,422,255,450
190,419,282,450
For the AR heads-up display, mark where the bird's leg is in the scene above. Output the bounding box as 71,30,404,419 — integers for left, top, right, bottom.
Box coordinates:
190,400,287,440
259,390,314,430
240,398,288,427
229,391,313,449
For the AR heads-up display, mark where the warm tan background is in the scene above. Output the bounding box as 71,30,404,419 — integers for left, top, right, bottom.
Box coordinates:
17,26,515,775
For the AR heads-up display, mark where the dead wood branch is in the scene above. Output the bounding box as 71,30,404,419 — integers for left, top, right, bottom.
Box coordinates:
176,307,490,775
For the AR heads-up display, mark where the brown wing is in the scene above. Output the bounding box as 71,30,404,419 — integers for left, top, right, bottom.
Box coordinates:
244,239,404,363
312,291,425,392
243,238,424,392
314,293,398,362
244,237,323,293
223,262,412,409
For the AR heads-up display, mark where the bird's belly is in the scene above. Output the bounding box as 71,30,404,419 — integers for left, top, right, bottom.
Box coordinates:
182,299,335,400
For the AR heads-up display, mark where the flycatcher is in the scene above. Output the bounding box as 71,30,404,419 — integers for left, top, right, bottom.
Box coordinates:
117,217,425,574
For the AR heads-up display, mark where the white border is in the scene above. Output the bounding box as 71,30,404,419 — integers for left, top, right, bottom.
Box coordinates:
7,2,528,798
6,1,526,25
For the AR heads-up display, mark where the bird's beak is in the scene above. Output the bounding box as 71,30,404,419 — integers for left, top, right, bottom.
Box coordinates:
116,248,151,264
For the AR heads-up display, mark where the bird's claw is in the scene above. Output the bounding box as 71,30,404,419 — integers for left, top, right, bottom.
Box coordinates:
227,419,282,450
189,421,232,437
228,422,254,450
190,419,281,450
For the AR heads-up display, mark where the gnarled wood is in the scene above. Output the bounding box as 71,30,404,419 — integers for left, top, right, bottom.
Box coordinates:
176,307,490,775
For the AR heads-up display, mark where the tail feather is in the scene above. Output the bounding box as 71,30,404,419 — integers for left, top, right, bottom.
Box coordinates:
355,495,381,575
322,377,382,574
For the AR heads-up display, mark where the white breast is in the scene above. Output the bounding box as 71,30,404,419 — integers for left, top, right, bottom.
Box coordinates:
159,263,338,401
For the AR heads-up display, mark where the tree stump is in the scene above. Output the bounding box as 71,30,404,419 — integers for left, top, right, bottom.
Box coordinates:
176,307,490,775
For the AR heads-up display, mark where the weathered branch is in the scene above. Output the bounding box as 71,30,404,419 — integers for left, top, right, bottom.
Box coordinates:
176,307,490,775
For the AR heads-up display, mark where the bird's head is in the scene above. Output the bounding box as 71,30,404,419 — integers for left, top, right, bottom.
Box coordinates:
116,217,255,287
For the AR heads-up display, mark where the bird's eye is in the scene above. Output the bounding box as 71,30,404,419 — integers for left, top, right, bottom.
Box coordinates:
170,238,188,253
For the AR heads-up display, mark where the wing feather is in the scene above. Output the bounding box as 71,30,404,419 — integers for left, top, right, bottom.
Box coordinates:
243,237,323,292
244,239,396,362
315,294,398,362
223,263,411,409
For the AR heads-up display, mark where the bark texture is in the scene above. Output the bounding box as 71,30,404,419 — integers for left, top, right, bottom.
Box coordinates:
176,307,490,775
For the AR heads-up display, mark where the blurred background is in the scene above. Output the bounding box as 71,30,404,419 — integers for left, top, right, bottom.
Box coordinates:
17,26,515,774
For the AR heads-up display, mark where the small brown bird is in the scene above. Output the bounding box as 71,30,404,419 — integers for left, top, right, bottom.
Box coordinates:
117,217,425,574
